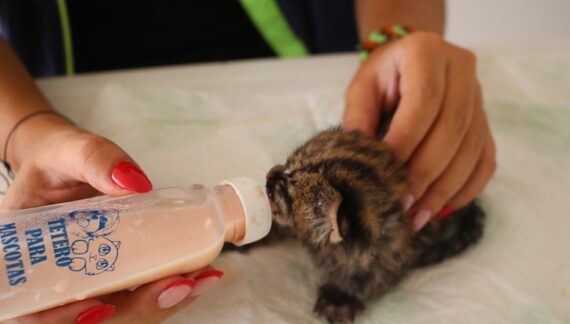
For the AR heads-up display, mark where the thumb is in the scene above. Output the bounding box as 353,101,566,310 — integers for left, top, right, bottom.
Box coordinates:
59,134,153,196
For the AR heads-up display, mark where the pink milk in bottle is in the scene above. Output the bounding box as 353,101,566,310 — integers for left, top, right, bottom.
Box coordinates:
0,177,271,320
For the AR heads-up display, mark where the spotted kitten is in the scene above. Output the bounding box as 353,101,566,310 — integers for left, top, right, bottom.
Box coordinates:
266,127,485,323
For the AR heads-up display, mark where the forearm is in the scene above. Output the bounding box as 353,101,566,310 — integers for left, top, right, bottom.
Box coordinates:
0,38,70,170
354,0,445,40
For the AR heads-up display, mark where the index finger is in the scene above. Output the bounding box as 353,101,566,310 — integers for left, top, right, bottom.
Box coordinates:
383,43,447,162
343,61,382,137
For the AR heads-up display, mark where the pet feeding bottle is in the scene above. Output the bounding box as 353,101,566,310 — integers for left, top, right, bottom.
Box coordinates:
0,177,271,320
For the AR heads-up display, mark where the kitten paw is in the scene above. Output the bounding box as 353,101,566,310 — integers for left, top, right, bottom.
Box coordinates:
313,284,364,323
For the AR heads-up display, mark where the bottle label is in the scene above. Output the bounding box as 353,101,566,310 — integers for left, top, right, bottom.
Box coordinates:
0,209,122,287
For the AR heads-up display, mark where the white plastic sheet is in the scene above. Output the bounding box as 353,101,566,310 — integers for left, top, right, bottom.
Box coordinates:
30,45,570,323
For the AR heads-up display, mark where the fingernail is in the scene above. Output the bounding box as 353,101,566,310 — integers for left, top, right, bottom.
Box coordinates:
111,161,153,193
157,278,196,309
437,205,454,220
191,269,224,297
76,304,116,324
402,194,415,213
412,209,432,232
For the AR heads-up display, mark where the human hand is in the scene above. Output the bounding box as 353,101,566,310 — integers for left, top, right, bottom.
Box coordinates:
1,114,224,323
0,113,152,210
344,32,496,231
8,266,224,323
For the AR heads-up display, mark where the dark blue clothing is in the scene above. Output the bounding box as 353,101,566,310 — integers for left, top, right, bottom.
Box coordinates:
0,1,64,76
277,0,357,54
0,0,357,77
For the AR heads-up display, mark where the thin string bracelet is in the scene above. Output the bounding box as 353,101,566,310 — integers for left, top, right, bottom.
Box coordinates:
1,110,66,181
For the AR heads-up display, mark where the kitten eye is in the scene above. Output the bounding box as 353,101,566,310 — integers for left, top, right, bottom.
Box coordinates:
99,244,111,256
96,258,109,270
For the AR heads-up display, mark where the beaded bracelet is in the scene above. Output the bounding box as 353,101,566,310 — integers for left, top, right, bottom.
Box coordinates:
357,25,415,60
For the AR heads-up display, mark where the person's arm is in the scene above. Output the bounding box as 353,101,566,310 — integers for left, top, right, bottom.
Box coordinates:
0,38,68,171
0,37,143,204
354,0,444,38
0,39,220,323
345,0,496,231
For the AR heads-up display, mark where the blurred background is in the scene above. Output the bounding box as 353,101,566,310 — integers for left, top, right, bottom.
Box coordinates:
447,0,570,46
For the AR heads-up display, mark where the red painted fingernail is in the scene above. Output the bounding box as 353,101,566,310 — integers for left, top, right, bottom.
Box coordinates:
157,278,196,309
192,269,224,297
437,205,454,220
111,161,153,193
76,304,116,324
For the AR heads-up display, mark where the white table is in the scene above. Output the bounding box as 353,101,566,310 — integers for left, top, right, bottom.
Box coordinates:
35,43,570,323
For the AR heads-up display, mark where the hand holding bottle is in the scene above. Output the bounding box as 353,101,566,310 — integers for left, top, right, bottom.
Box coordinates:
1,117,224,323
0,114,152,211
10,266,223,324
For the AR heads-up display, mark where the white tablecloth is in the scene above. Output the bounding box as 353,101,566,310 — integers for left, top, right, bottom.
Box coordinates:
32,42,570,323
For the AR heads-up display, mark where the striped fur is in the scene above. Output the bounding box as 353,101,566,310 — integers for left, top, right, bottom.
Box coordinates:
266,128,485,323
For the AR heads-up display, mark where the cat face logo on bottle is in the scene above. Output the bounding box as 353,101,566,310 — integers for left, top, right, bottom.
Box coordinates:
66,210,121,276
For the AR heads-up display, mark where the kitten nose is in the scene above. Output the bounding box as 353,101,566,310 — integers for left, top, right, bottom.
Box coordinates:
267,164,286,180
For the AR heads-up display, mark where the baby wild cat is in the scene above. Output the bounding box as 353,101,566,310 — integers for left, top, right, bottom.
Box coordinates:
266,128,485,323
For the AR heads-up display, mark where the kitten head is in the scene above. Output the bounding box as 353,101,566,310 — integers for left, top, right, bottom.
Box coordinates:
266,164,346,247
266,129,408,249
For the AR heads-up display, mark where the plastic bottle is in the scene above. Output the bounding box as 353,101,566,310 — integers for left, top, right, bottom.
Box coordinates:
0,177,271,320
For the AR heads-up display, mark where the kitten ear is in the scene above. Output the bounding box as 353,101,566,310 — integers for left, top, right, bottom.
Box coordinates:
327,194,343,244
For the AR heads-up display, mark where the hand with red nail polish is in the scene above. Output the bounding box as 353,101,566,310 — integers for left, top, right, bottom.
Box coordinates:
0,119,152,212
97,267,221,323
11,266,222,324
344,32,497,233
0,88,215,323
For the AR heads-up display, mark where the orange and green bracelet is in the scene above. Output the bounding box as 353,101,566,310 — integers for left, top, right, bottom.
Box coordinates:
358,25,415,60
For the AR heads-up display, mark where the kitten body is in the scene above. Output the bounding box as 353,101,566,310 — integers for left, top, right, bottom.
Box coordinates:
266,128,484,323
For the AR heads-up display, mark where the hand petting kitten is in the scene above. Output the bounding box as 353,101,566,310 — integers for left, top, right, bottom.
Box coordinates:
344,32,496,232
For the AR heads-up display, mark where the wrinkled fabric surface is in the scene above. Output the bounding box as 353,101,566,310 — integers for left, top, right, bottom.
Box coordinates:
30,43,570,323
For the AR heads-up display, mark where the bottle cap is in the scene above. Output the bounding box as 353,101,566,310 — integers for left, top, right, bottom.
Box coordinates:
220,177,272,246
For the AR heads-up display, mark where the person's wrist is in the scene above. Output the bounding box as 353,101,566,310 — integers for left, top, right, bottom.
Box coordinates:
9,112,77,171
358,25,415,60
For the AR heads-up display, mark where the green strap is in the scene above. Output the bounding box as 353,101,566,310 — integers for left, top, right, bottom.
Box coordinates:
239,0,308,58
56,0,75,75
